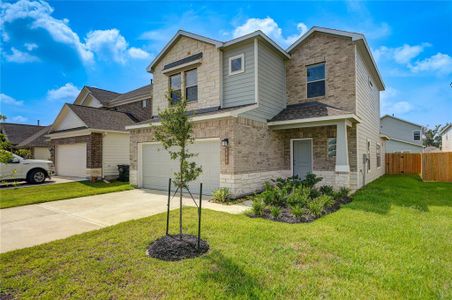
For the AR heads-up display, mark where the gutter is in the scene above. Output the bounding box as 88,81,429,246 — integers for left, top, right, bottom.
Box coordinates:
268,114,361,127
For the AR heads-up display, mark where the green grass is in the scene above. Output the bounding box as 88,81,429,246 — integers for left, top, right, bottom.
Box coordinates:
0,181,134,208
1,175,451,299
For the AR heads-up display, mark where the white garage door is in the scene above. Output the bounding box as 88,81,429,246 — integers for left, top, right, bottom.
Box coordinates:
141,140,220,194
56,143,87,177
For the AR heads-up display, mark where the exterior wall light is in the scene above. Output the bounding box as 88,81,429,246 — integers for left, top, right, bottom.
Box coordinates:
221,138,229,147
221,138,229,165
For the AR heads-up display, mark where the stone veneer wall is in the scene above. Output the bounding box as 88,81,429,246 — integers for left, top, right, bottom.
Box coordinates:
50,132,103,177
286,32,356,113
151,36,221,114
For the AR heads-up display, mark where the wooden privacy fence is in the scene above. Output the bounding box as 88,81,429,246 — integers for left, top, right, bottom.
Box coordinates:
386,152,452,182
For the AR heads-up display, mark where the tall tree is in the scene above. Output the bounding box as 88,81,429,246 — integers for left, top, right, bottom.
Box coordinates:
154,96,202,237
423,124,443,148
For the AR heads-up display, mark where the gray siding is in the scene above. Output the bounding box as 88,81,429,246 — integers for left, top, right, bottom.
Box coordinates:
385,140,423,153
222,41,255,108
380,116,422,145
243,40,286,121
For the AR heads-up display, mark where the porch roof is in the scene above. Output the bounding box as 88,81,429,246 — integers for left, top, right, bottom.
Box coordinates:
268,102,360,129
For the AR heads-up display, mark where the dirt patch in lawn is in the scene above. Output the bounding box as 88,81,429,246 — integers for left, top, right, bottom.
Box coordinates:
147,234,209,261
249,197,352,223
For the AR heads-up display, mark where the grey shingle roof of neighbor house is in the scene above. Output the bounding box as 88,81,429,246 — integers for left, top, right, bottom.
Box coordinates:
269,101,351,122
61,104,138,132
108,84,152,106
17,125,51,148
0,123,46,146
85,86,121,105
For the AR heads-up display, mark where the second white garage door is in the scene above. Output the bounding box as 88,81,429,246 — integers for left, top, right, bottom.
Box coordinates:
56,143,87,177
141,139,220,194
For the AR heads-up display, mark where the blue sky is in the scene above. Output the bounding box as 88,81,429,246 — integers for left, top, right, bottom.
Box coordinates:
1,0,451,127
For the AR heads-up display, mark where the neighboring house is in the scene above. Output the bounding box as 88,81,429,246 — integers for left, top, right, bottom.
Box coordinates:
439,124,452,151
380,115,424,153
126,27,386,196
0,123,51,159
47,84,152,178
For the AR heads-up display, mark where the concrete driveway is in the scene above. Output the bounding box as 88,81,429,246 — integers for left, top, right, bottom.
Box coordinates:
0,189,249,253
0,176,85,190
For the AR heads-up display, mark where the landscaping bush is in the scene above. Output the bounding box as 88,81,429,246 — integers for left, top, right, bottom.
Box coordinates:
270,206,281,219
319,185,334,196
212,188,231,203
287,186,310,207
301,173,322,188
309,188,321,199
290,205,305,220
252,198,264,216
334,187,350,200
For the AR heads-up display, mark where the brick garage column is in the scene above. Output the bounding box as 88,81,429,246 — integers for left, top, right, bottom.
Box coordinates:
335,121,350,173
87,133,103,178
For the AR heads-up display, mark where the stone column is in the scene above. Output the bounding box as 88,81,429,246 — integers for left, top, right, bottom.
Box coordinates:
335,121,350,173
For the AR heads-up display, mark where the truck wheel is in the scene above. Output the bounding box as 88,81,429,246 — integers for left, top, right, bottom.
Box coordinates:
27,169,47,184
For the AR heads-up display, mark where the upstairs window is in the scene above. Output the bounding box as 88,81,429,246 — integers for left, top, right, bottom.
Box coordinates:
185,69,198,102
169,73,181,103
413,130,421,141
229,54,244,75
307,63,325,98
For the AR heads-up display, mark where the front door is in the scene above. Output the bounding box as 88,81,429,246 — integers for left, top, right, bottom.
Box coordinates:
292,139,313,179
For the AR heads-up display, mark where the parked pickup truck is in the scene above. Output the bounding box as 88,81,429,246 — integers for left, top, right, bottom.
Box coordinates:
0,151,55,184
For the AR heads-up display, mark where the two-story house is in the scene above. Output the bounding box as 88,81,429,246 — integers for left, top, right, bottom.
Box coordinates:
126,27,386,196
380,115,424,153
47,84,152,178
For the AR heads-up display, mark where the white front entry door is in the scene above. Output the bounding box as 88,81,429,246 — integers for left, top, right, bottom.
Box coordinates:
141,140,220,195
56,143,87,177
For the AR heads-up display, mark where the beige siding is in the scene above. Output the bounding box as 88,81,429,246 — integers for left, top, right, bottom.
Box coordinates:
442,128,452,151
82,95,103,108
102,133,130,177
54,109,85,131
152,36,221,115
33,147,50,160
355,46,385,187
381,116,422,146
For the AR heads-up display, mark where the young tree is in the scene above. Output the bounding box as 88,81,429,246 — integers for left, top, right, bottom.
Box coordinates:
423,124,443,148
153,96,202,237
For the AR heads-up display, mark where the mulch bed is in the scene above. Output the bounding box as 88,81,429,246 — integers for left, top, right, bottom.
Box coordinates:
147,234,209,261
249,196,352,223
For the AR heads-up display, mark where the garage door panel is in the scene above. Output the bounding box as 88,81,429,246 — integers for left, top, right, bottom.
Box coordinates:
56,143,87,177
141,140,220,194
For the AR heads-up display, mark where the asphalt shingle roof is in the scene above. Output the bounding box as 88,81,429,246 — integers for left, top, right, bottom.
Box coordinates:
269,102,351,122
85,86,121,105
60,104,137,132
17,126,51,148
0,123,47,146
109,84,152,106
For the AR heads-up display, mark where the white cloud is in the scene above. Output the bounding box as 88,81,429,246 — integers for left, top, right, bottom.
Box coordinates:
381,87,414,115
233,17,308,47
11,115,28,122
374,43,430,64
85,29,128,64
47,83,80,102
24,42,38,51
3,47,39,63
409,53,452,75
0,93,24,106
128,47,150,59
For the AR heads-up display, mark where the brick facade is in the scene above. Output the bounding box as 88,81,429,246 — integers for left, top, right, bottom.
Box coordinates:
286,32,356,113
151,36,221,115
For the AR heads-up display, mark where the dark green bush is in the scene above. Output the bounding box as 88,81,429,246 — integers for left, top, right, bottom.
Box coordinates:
301,173,323,188
309,188,321,199
252,198,264,216
270,206,281,219
307,194,334,216
287,186,310,207
334,187,350,200
290,205,305,220
319,185,334,196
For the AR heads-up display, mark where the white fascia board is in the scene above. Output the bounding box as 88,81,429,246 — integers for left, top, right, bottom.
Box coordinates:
268,114,361,127
125,104,258,130
222,31,290,59
46,129,92,139
388,137,425,148
146,30,223,72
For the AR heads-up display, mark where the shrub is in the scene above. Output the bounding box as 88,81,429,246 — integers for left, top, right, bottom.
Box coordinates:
301,173,323,188
319,185,334,196
252,198,265,216
309,188,321,199
259,189,275,206
290,205,305,220
270,206,281,219
307,194,334,217
271,176,303,190
287,186,310,207
334,187,350,200
212,188,231,203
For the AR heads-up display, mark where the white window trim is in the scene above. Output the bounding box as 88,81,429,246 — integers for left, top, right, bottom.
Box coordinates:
228,53,245,76
306,62,326,98
376,142,381,169
413,130,421,141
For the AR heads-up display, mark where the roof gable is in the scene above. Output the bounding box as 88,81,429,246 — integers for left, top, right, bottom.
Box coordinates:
287,26,385,90
381,114,423,128
73,86,120,107
51,105,87,132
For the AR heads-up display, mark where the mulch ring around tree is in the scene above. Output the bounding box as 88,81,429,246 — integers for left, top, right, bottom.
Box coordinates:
147,234,209,261
250,197,352,224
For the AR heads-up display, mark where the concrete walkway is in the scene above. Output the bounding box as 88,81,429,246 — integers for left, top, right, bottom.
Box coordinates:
0,189,249,253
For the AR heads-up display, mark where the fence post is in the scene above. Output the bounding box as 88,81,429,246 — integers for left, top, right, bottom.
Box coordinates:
166,178,171,236
198,183,202,250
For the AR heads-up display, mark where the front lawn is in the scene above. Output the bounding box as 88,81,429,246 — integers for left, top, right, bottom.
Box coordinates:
1,175,451,299
0,181,133,209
